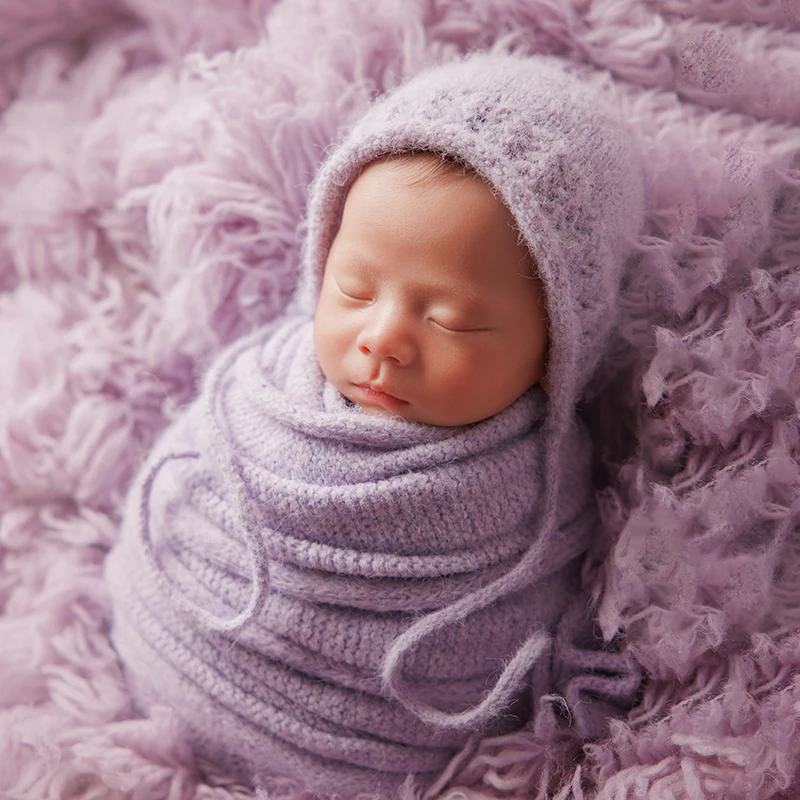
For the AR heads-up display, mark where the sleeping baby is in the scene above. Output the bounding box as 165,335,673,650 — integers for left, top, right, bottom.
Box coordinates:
104,52,645,798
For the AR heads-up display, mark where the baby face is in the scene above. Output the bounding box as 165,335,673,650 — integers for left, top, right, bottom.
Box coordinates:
313,155,548,427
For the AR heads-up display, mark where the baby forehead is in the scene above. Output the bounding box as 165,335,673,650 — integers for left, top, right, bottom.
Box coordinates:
342,153,526,240
326,164,540,300
327,153,538,287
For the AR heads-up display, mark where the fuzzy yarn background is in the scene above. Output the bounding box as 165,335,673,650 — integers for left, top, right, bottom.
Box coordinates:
2,0,800,798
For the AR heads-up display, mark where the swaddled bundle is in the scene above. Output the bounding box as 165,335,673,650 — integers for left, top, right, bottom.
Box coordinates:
105,52,645,797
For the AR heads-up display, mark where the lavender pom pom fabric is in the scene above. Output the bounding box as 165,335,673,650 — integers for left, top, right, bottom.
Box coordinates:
2,1,800,798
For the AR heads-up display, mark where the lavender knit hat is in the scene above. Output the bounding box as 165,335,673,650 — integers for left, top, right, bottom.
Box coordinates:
289,51,646,417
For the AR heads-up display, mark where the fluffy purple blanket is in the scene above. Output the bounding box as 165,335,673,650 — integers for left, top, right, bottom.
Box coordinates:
2,0,800,797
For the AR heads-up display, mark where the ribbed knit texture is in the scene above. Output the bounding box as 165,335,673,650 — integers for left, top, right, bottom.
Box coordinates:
104,52,646,797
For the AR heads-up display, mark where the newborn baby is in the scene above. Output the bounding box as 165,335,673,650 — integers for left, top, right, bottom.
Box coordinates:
104,53,644,798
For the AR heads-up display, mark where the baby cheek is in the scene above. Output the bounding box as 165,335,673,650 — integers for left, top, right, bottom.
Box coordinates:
332,311,362,352
319,307,363,372
315,307,344,372
431,341,493,392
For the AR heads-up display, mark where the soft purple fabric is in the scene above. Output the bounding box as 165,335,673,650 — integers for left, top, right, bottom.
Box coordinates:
103,52,643,796
2,1,800,798
104,318,582,796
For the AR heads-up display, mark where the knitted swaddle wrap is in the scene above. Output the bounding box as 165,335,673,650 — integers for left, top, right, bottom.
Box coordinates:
106,314,593,794
105,52,646,796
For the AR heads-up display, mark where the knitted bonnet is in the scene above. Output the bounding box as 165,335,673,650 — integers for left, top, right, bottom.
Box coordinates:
289,51,646,412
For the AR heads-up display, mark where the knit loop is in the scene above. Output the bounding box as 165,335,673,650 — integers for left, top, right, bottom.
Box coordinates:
133,327,277,636
383,625,551,730
136,450,270,634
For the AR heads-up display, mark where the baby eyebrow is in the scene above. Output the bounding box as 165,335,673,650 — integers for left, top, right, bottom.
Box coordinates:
430,290,491,314
410,288,492,323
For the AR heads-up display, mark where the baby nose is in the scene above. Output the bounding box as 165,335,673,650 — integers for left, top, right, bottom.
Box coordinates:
356,307,415,365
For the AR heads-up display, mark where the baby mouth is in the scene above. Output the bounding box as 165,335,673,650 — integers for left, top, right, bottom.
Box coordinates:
353,383,408,409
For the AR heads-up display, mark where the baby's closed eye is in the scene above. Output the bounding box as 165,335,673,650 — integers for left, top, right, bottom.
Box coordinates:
336,279,372,302
428,317,492,333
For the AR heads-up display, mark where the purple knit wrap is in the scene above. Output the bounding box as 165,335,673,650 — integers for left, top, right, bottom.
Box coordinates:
105,52,646,796
106,313,594,795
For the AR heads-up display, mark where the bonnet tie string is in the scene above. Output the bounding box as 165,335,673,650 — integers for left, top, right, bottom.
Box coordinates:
134,328,272,636
381,403,576,730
